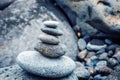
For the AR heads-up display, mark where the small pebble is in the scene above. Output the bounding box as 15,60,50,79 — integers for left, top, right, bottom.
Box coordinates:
108,58,119,67
108,50,114,57
99,66,113,75
74,67,90,79
78,39,87,50
38,34,59,45
86,52,95,58
105,39,112,45
77,32,81,38
87,39,107,51
96,49,105,55
94,75,108,80
41,27,62,36
106,44,119,52
86,56,98,67
95,61,107,71
78,49,87,60
43,21,59,28
98,52,108,60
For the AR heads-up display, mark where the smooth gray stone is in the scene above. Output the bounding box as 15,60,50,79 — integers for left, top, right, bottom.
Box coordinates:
38,34,59,45
35,42,66,58
78,39,86,50
43,21,59,28
95,61,107,71
41,27,63,36
74,67,90,79
87,43,107,51
17,51,76,78
0,65,78,80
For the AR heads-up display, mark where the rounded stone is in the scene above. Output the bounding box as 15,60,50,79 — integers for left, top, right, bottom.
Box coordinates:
43,21,59,28
17,51,76,78
78,39,87,50
108,58,119,67
38,34,59,45
41,27,63,36
35,42,66,58
74,67,90,79
87,39,107,51
78,49,88,60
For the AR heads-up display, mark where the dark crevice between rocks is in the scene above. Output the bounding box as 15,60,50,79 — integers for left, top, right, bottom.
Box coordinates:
0,0,15,10
97,1,111,7
50,0,77,27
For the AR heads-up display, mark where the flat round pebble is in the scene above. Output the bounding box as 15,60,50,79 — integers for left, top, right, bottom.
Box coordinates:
41,27,63,36
43,21,59,28
38,34,59,45
17,51,76,78
35,42,66,58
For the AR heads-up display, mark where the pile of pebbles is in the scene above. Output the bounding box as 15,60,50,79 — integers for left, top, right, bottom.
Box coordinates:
16,21,77,79
76,36,120,80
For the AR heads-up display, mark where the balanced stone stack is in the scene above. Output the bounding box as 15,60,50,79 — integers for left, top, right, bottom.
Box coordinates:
16,21,76,79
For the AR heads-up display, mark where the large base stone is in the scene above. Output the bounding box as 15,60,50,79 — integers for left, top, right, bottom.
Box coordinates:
17,51,76,78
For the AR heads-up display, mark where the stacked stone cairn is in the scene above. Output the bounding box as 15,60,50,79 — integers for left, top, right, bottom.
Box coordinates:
16,21,76,79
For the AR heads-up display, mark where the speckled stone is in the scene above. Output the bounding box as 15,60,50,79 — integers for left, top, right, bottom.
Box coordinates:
35,42,66,58
17,51,76,78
